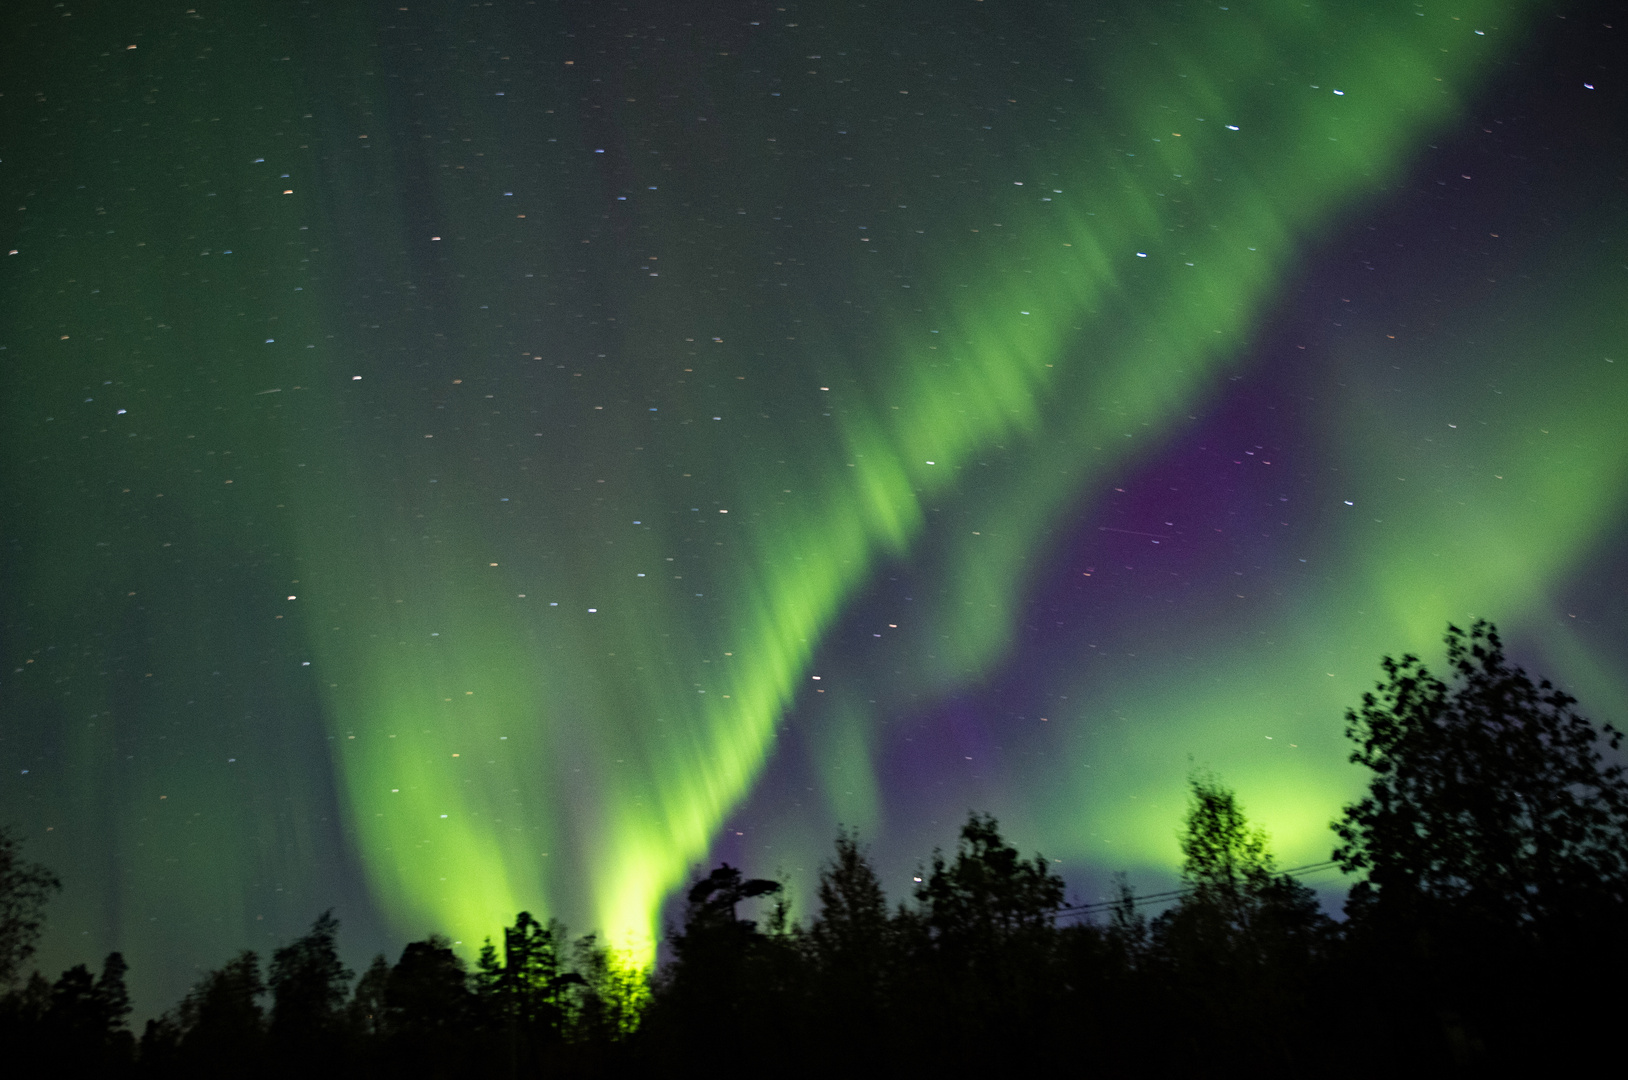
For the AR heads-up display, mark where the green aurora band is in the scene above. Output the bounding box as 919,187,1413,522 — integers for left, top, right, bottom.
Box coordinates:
3,0,1624,1000
301,0,1552,953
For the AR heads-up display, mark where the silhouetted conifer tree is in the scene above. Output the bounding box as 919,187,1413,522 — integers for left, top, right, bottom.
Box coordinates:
139,949,269,1078
21,953,134,1074
644,864,793,1060
806,829,892,1021
467,913,612,1075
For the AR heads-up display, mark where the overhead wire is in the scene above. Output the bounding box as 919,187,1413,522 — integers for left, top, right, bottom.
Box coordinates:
1053,860,1345,920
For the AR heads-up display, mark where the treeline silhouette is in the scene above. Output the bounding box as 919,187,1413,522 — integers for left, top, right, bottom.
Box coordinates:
4,621,1626,1077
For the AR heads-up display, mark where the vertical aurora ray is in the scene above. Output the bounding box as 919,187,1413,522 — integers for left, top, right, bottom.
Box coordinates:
5,0,1622,1011
0,0,388,1004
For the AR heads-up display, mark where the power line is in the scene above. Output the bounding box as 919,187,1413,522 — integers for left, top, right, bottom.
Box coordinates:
1054,860,1344,920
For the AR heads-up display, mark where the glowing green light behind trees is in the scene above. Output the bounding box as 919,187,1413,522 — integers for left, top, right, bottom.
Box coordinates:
296,0,1589,956
5,0,1623,1000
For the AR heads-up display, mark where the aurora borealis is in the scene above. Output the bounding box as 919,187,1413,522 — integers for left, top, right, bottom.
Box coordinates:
3,0,1624,1015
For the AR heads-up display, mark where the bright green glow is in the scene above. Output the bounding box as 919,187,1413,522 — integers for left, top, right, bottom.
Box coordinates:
1040,245,1628,875
1341,290,1628,649
867,0,1536,682
286,0,1554,958
4,1,1591,1002
782,0,1569,871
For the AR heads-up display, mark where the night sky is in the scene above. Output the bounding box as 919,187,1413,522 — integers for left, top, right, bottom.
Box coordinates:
3,0,1624,1016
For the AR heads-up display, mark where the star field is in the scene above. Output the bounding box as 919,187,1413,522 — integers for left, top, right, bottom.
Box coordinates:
2,0,1624,1015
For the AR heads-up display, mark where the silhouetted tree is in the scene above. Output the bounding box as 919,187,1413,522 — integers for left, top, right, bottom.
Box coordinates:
0,825,61,987
1149,775,1333,1072
1335,620,1628,931
468,913,597,1075
566,932,649,1044
913,812,1063,953
140,949,269,1078
509,914,580,1040
1163,774,1331,959
39,952,135,1072
0,970,50,1028
783,830,905,1071
387,936,471,1030
1332,620,1628,1067
347,953,389,1043
0,952,136,1076
806,829,892,1013
96,952,133,1036
645,864,792,1059
1105,872,1150,958
903,813,1065,1065
267,912,352,1067
682,863,785,932
374,936,476,1077
471,936,503,999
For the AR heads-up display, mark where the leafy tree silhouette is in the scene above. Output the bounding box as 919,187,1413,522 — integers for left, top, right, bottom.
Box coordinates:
918,811,1067,944
565,932,650,1045
347,953,389,1044
1149,775,1333,1073
387,936,473,1033
902,813,1065,1068
1335,620,1628,929
912,812,1063,956
0,825,61,988
363,935,477,1078
1163,774,1332,961
1333,620,1628,1067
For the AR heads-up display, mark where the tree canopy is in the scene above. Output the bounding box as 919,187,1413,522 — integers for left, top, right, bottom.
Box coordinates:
5,619,1627,1075
0,826,60,988
1333,619,1628,934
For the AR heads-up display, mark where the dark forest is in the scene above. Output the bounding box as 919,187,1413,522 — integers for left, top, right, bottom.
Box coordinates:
5,623,1626,1077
